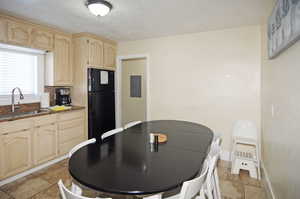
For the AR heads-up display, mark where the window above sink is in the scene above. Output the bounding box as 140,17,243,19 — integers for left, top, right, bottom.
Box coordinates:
0,43,45,105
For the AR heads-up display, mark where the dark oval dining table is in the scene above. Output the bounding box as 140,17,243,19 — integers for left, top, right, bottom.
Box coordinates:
69,120,213,195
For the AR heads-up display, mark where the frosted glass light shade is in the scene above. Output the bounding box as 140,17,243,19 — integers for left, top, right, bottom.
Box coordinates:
88,1,111,16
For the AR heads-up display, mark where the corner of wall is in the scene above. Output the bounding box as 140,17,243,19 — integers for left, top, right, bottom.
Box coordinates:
261,161,276,199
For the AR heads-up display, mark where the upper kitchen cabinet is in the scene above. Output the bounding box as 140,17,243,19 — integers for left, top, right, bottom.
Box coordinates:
104,43,117,69
88,38,104,67
7,21,31,47
46,34,73,86
31,29,53,51
0,17,7,43
73,33,117,71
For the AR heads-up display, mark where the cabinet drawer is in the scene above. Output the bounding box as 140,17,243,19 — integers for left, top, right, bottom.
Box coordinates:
0,118,33,135
34,114,57,126
57,110,84,122
59,137,85,155
59,124,84,144
58,118,83,130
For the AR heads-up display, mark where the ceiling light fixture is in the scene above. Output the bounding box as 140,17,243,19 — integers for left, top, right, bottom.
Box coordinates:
86,0,112,17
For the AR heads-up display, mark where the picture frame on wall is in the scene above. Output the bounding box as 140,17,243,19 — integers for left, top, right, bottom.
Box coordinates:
268,0,300,59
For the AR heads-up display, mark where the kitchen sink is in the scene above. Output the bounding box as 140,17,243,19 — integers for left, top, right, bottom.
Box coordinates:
0,109,51,121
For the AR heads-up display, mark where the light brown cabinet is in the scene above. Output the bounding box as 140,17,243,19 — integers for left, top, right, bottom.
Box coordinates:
88,38,104,67
31,29,53,51
33,123,58,165
54,34,72,85
7,21,31,46
57,110,85,155
104,43,116,68
0,17,7,43
45,34,73,86
0,129,33,179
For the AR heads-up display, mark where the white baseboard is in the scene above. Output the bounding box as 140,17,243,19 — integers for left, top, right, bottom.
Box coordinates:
261,162,276,199
0,155,68,187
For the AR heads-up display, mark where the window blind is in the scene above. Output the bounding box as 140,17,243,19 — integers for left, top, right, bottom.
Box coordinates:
0,50,38,95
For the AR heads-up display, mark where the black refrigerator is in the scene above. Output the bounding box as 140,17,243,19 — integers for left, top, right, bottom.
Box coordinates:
88,68,115,140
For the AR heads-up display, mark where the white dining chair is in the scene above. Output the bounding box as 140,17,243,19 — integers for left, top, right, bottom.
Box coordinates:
209,136,222,158
145,159,209,199
124,121,142,129
202,154,221,199
69,138,97,158
58,179,111,199
101,128,124,140
68,138,97,195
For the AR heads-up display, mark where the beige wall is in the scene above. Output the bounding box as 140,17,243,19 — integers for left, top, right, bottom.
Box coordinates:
118,26,261,151
261,24,300,198
121,58,147,125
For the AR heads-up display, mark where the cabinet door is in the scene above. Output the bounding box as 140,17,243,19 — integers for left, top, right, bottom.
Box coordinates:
34,123,58,165
58,118,85,155
104,43,116,68
54,34,72,85
0,17,7,43
31,29,53,51
88,38,104,67
7,21,31,46
1,130,32,178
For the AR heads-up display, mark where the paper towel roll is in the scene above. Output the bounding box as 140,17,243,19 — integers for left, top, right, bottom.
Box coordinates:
40,93,50,108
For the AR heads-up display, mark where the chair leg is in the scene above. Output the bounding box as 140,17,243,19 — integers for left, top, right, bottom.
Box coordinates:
214,169,222,199
71,182,82,195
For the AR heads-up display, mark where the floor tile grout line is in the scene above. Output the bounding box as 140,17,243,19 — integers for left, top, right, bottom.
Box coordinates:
2,189,15,199
29,182,58,199
28,165,69,199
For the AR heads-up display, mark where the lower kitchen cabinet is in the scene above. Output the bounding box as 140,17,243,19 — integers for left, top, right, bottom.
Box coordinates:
0,108,85,180
58,111,85,155
0,129,33,179
33,123,58,165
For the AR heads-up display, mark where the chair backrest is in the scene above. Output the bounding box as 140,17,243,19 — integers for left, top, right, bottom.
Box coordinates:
69,138,96,158
233,120,258,140
178,159,209,199
204,155,219,199
124,121,142,129
58,179,96,199
101,128,124,140
209,136,221,158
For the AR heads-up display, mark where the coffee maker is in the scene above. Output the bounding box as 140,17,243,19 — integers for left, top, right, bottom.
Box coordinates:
55,88,72,106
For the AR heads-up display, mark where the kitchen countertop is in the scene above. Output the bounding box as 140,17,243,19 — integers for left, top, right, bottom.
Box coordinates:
0,106,85,123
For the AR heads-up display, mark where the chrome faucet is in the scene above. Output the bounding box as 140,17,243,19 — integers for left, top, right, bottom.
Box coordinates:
11,87,24,112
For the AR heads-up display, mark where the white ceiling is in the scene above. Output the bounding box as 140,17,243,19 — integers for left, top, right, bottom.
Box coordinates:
0,0,273,41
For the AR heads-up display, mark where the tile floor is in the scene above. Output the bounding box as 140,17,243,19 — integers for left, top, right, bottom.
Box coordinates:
0,159,267,199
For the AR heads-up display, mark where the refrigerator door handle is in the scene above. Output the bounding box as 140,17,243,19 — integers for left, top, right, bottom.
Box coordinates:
88,68,92,92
